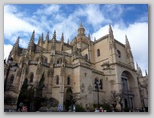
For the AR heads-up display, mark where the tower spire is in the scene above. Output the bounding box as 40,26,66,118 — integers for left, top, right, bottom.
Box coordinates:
109,24,113,35
67,39,69,44
61,33,64,43
53,30,56,40
30,30,35,41
46,32,49,41
125,35,130,48
145,70,148,76
15,36,20,45
78,23,85,36
28,30,35,51
12,36,20,54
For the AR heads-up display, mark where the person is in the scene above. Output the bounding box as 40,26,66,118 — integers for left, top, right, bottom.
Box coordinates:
99,107,103,112
86,107,90,112
68,108,72,112
21,105,28,112
94,108,99,112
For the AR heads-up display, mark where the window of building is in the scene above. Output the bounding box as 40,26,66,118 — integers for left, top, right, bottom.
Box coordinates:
121,72,129,92
30,73,33,83
67,76,70,85
99,79,103,89
97,49,100,57
85,54,88,60
56,76,59,85
10,75,14,84
94,78,99,89
117,50,121,58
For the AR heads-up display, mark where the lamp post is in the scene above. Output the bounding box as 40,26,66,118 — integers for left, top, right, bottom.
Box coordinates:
4,57,18,92
94,79,102,109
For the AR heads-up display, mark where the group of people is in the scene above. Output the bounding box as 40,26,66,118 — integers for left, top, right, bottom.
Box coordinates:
94,107,104,112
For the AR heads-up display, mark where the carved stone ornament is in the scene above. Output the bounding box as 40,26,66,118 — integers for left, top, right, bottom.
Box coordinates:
80,83,85,93
48,68,54,77
36,63,42,74
16,68,22,76
88,85,92,94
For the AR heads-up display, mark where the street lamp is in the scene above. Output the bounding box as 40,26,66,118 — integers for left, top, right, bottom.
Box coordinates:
4,57,18,92
94,79,102,109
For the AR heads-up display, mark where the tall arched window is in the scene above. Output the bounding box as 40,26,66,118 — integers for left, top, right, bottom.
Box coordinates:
100,79,103,89
56,76,59,85
97,49,100,57
94,78,99,89
10,75,14,84
121,72,129,92
117,50,121,58
67,76,70,85
30,73,34,83
85,54,88,60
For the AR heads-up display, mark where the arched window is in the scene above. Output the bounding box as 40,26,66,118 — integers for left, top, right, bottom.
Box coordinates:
100,79,103,89
121,72,129,92
57,57,68,64
85,54,88,60
56,76,59,85
97,49,100,57
10,75,14,84
30,73,34,83
117,50,121,58
43,56,47,63
67,76,71,85
94,78,99,89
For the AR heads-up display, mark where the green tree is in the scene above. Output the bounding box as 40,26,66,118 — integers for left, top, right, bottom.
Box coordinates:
65,87,73,111
33,72,46,111
17,78,29,110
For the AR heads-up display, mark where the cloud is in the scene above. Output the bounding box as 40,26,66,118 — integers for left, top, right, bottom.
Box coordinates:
92,22,148,75
74,4,109,29
4,44,13,60
34,4,60,16
4,4,42,47
102,4,124,20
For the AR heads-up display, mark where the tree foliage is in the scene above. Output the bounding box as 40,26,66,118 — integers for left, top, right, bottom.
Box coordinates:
17,72,46,111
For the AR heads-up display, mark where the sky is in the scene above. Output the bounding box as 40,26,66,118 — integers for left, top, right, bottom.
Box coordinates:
4,4,148,76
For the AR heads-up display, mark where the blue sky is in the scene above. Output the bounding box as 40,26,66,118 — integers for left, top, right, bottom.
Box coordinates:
4,4,148,75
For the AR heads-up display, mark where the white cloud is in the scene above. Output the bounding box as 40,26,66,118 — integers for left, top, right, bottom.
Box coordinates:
74,5,109,29
4,44,13,60
92,22,148,75
51,16,79,42
103,4,124,18
4,5,42,46
34,4,60,16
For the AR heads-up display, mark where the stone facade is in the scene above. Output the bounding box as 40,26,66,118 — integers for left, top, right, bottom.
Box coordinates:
4,23,148,111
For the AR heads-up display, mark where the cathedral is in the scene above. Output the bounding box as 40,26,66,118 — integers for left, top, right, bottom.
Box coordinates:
4,23,148,112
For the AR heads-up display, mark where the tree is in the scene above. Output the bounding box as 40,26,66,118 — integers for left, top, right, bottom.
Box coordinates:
33,72,46,111
16,78,29,110
110,90,119,110
17,72,46,111
65,87,82,111
65,87,73,111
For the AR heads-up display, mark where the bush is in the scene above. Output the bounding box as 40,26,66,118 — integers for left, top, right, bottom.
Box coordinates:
75,104,85,112
102,103,112,112
124,107,129,112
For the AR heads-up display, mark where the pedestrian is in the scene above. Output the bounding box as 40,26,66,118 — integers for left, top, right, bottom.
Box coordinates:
94,108,99,112
99,107,103,112
86,107,90,112
21,104,28,112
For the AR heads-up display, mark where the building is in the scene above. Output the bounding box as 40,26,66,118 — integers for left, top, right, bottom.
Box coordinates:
4,23,148,111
